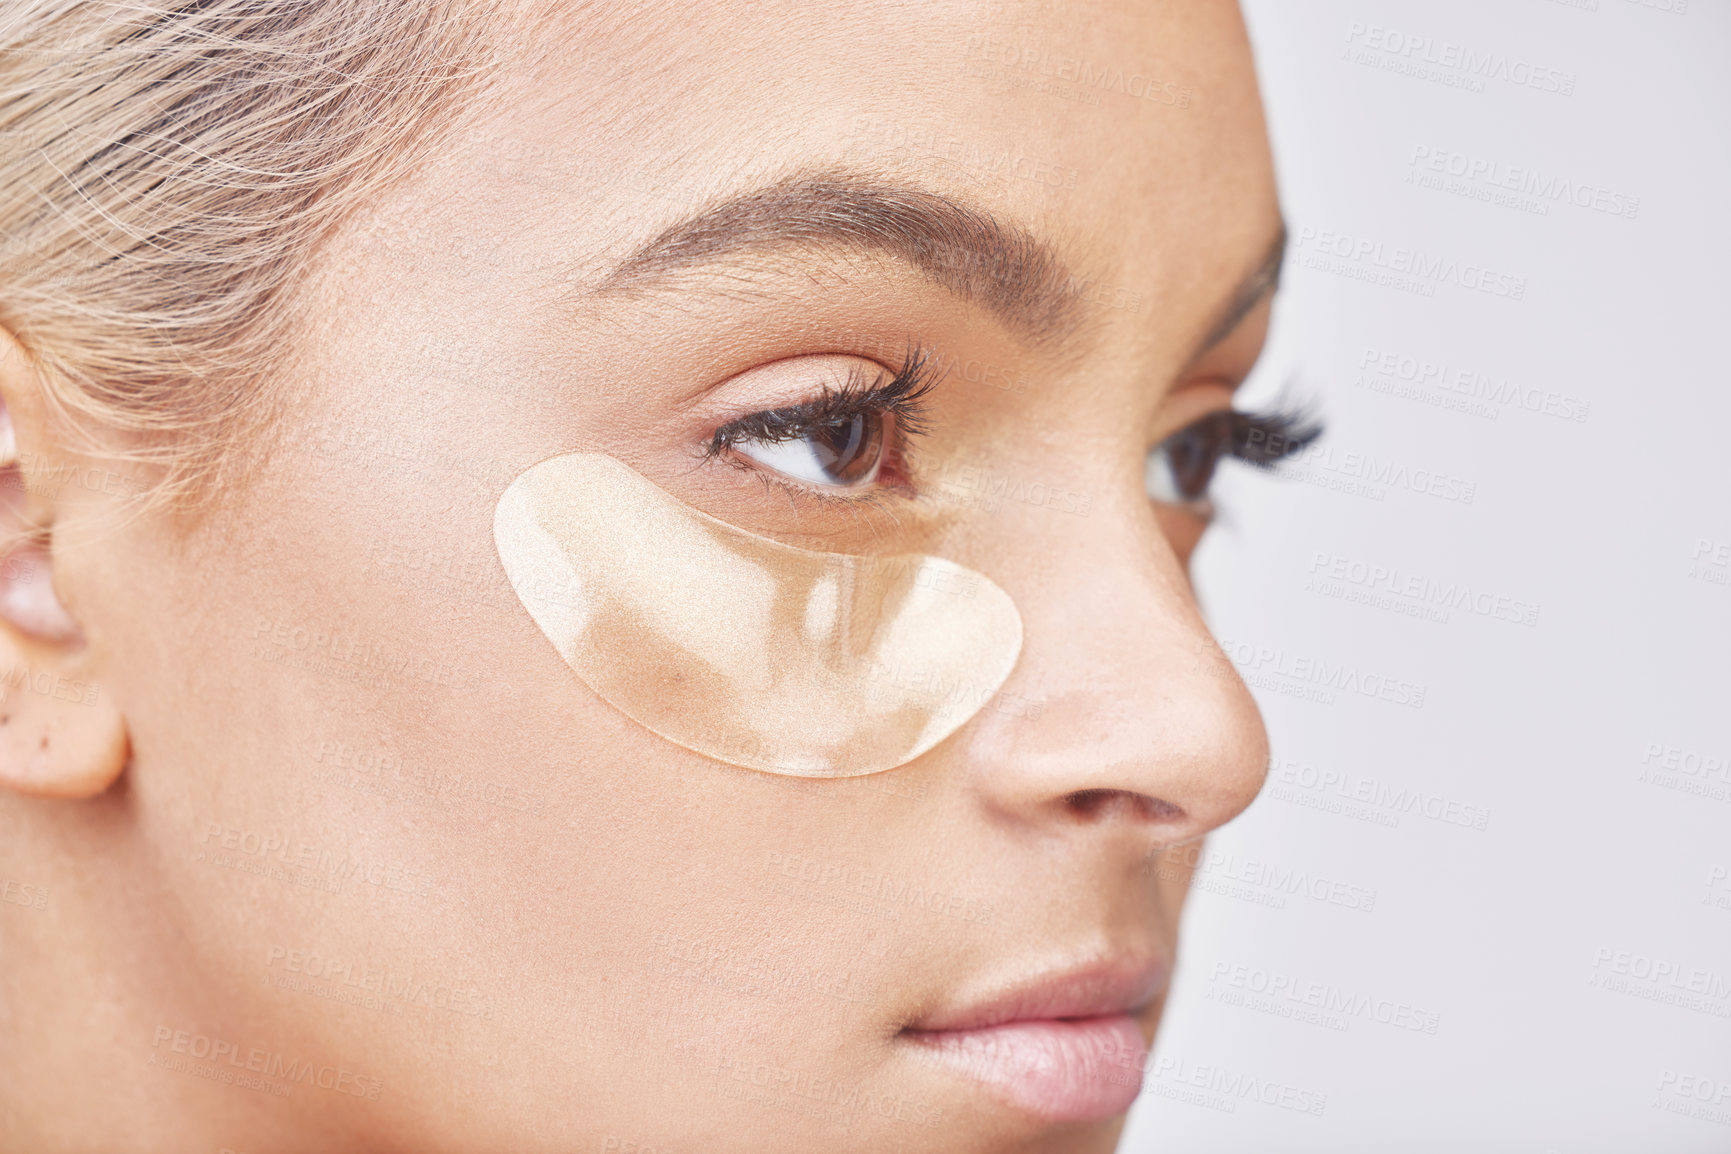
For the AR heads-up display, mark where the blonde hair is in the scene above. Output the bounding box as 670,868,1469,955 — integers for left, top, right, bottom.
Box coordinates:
0,0,505,504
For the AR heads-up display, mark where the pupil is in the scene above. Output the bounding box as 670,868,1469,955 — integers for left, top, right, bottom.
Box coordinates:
1165,412,1230,501
811,414,877,483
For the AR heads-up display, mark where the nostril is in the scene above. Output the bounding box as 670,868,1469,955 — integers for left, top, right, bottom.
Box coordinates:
1065,788,1185,824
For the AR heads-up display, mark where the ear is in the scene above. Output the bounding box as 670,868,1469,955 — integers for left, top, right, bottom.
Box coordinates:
0,328,128,798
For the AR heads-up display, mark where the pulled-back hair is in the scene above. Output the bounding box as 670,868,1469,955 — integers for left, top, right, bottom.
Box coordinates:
0,0,505,502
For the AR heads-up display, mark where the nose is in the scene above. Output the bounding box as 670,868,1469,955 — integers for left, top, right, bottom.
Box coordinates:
946,463,1270,849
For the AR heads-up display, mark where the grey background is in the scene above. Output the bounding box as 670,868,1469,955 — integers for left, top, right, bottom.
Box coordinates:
1121,1,1731,1150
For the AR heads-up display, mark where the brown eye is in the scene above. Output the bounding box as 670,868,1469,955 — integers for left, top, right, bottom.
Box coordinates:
1146,407,1325,512
1146,411,1234,509
734,410,889,488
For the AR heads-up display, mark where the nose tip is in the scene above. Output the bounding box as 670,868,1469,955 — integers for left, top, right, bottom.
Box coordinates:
947,493,1270,846
958,655,1269,844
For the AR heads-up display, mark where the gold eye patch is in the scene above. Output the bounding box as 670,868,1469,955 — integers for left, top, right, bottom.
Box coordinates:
493,453,1023,777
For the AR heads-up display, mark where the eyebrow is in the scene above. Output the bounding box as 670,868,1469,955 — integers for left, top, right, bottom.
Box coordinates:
595,172,1080,342
1190,224,1287,362
595,171,1283,355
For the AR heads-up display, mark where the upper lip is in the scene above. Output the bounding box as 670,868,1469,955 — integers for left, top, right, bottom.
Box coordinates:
904,954,1171,1033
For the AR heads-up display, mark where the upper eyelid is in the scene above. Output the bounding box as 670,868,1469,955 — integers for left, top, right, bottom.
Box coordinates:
700,366,940,511
708,350,940,447
708,391,878,450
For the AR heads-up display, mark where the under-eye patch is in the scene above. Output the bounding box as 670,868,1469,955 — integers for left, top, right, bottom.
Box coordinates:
493,453,1023,777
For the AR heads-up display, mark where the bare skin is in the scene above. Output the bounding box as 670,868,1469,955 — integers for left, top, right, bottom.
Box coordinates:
0,1,1281,1150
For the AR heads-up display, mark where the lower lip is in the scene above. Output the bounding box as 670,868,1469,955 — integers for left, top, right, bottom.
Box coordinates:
905,1014,1148,1124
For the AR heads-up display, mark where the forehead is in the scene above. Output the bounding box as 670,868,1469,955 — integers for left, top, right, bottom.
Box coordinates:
411,0,1276,365
488,5,1274,250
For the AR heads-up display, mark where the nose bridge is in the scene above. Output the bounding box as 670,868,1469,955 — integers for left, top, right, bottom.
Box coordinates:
948,471,1269,840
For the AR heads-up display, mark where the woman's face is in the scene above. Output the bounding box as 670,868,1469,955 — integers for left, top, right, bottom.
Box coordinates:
33,1,1280,1150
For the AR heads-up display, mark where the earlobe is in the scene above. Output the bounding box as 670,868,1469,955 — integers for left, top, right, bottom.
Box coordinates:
0,628,128,799
0,329,128,799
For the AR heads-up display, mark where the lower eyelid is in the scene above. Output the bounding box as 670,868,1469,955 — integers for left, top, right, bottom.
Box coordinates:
717,443,875,500
754,469,901,513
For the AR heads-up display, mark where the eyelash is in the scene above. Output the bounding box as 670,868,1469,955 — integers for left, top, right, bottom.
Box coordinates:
703,350,1322,510
703,346,940,478
1219,407,1322,466
1148,404,1325,511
